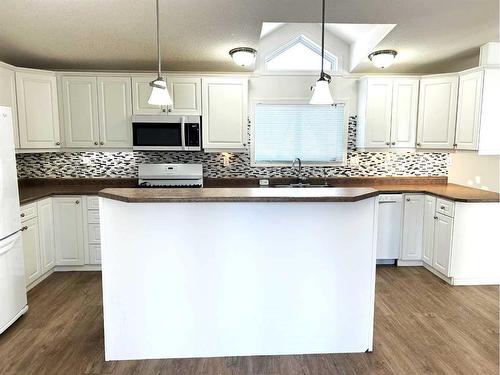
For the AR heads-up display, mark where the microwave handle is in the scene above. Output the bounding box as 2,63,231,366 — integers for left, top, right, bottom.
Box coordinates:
181,116,186,150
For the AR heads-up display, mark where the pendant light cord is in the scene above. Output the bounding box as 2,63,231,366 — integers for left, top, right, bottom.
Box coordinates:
320,0,325,76
155,0,161,78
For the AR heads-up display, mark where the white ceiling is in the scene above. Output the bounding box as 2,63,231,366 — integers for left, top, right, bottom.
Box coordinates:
0,0,498,73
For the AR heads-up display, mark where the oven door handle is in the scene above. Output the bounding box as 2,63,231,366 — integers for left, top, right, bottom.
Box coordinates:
180,116,186,150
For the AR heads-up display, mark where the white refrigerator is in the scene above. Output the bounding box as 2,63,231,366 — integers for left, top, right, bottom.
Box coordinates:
0,106,28,335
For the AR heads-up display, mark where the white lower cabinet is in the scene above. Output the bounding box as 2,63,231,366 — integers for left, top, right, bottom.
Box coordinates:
53,196,85,266
432,213,454,276
422,195,436,265
37,198,56,273
21,217,42,286
376,194,403,260
400,194,424,260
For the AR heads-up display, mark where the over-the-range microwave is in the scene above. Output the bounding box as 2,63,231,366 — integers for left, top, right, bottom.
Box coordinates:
132,115,201,151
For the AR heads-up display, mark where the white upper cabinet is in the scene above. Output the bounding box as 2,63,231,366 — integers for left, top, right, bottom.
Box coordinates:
400,194,424,261
61,76,100,148
16,71,61,149
97,76,133,148
202,77,248,151
391,79,419,148
131,76,164,115
0,66,20,148
477,68,500,155
166,76,202,116
455,70,483,150
357,77,418,149
416,74,458,149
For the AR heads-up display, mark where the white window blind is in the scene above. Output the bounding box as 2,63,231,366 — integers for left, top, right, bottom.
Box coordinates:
254,103,346,164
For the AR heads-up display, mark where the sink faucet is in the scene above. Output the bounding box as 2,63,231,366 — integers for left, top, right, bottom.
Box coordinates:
291,158,307,184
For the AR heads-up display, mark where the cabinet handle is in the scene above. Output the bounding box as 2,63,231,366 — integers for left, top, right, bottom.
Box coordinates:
21,226,28,231
385,142,390,146
94,141,99,146
162,108,167,113
100,142,104,145
168,108,172,113
55,141,61,146
75,200,80,205
416,143,421,147
20,213,25,218
406,197,411,202
243,143,247,146
440,205,446,210
391,142,396,146
434,216,438,220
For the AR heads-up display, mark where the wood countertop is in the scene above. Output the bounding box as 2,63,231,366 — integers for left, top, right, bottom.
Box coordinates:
17,177,500,205
98,187,380,203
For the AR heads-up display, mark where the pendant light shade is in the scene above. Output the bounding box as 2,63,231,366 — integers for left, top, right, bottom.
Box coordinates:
148,78,172,106
148,0,172,107
309,0,333,105
310,77,333,105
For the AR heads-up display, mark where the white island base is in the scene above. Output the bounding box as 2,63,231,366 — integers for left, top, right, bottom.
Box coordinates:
100,197,378,360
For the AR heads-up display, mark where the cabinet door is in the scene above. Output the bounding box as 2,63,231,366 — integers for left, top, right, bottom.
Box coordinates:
131,76,164,115
21,217,42,286
166,76,201,115
16,71,61,149
89,244,101,265
37,198,56,273
417,75,458,149
53,197,84,266
400,194,425,260
365,79,393,148
61,76,100,148
202,78,248,150
391,79,419,148
455,70,483,150
97,77,133,148
376,195,403,260
0,66,20,148
432,213,454,276
422,195,436,265
478,69,500,155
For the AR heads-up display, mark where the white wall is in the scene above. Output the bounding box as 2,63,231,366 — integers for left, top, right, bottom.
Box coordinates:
448,152,500,192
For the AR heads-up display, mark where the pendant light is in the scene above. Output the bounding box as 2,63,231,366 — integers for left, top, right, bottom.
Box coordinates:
310,0,333,105
148,0,172,106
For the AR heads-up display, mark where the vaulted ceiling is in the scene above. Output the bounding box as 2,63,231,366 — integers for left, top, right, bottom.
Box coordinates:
0,0,498,73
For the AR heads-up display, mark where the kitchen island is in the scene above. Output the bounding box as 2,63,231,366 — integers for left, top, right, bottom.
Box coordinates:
99,187,379,360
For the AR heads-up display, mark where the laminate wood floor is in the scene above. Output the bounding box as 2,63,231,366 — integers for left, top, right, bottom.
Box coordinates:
0,267,498,375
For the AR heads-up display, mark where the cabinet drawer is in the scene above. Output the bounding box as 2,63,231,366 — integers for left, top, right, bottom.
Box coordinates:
87,210,100,224
88,223,101,243
20,203,37,222
87,196,99,210
436,198,455,217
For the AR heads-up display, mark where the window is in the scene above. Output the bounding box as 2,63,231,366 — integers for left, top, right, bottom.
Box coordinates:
265,35,338,72
252,102,347,166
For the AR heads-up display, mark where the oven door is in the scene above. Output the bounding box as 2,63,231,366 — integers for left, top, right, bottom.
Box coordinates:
132,121,184,151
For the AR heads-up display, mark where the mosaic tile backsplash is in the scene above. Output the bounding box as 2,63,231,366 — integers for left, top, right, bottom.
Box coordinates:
16,117,449,179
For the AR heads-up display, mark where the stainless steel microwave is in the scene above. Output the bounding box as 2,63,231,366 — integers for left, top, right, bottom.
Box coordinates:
132,115,201,151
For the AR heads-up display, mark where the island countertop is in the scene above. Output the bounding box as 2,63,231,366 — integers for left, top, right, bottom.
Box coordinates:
98,187,380,203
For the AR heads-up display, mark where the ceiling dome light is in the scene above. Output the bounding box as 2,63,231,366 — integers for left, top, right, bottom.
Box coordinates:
229,47,257,66
368,50,398,69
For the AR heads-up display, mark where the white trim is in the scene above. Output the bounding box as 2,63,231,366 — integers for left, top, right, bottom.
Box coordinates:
451,277,500,286
264,35,338,74
422,263,453,284
0,305,28,335
396,259,423,267
249,98,350,167
26,268,54,291
54,265,101,272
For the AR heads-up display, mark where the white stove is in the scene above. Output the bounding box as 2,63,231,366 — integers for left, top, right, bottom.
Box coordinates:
138,164,203,188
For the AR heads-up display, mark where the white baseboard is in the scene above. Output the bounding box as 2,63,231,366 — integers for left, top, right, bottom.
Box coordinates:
54,265,101,272
451,277,500,286
0,305,28,335
376,259,397,265
27,269,55,292
397,259,423,267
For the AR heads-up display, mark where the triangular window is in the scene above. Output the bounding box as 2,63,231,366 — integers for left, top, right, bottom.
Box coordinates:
265,35,338,72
